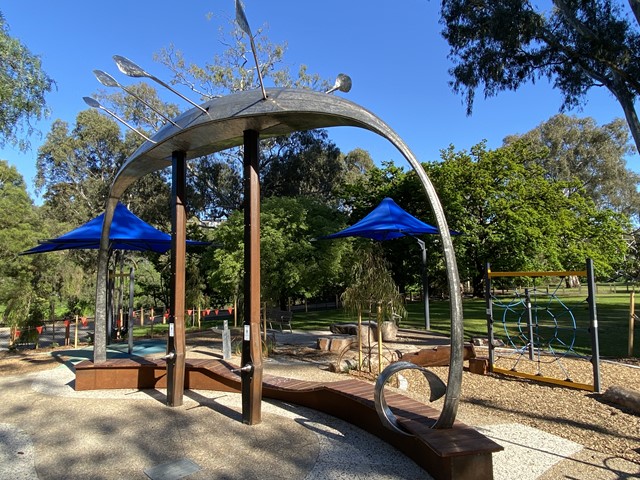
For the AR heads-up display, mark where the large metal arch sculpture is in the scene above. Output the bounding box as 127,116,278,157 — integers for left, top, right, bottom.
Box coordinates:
94,87,463,428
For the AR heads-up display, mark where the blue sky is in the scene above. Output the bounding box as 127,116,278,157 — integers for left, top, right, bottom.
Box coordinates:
1,1,632,202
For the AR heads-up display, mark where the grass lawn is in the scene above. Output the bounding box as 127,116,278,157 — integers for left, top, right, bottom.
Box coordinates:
287,292,638,359
128,290,638,359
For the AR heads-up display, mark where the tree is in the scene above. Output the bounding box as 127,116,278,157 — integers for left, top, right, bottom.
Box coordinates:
341,248,406,373
440,0,640,154
504,114,640,218
0,161,40,330
261,130,344,202
0,12,54,150
203,197,351,314
427,141,629,295
151,20,339,222
35,109,128,224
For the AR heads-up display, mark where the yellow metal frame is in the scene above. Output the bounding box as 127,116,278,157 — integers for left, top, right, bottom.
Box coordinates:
487,270,587,278
491,366,595,392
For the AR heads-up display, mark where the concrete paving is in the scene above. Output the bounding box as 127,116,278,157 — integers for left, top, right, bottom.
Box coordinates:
0,333,586,480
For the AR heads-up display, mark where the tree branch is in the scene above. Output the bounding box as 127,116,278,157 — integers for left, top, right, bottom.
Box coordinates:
552,0,640,95
629,0,640,26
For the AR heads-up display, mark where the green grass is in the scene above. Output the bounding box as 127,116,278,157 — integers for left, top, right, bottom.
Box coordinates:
288,293,639,359
126,291,638,359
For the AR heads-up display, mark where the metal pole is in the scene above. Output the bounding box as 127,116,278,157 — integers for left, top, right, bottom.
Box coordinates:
242,129,263,425
525,288,535,361
586,258,601,393
128,267,134,354
167,150,187,407
484,263,495,370
416,238,430,330
629,292,635,357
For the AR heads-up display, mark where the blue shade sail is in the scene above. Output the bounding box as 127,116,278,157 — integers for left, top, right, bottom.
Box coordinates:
22,202,209,254
321,197,441,241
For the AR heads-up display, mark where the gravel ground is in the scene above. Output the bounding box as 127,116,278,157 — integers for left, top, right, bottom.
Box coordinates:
2,334,639,479
267,341,640,479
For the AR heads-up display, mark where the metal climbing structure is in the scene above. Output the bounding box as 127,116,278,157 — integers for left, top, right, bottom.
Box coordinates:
484,259,601,392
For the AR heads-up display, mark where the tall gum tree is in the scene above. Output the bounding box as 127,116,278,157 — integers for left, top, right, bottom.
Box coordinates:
440,0,640,154
0,12,54,150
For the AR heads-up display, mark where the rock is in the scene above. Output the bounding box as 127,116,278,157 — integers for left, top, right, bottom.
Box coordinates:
317,337,331,351
358,325,375,345
329,336,354,353
380,321,398,341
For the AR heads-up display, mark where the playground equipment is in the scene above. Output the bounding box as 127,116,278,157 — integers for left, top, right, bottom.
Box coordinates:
484,259,601,392
74,2,506,477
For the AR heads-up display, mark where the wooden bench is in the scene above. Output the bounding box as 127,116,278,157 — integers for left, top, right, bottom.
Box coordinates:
74,358,502,479
265,309,293,332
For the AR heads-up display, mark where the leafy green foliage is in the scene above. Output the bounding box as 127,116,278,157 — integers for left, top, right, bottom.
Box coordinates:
35,109,128,224
429,140,629,294
341,247,406,323
504,114,640,218
0,161,39,325
440,0,640,152
203,197,351,313
0,12,54,150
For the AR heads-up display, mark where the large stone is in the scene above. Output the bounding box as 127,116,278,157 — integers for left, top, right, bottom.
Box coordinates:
357,325,375,345
317,337,331,351
380,321,398,341
329,336,354,353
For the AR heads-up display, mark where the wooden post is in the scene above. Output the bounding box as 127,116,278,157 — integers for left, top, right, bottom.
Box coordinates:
234,296,238,327
74,315,79,348
377,304,383,374
241,129,263,425
167,150,187,407
263,302,267,342
128,267,134,354
357,308,363,370
630,292,636,357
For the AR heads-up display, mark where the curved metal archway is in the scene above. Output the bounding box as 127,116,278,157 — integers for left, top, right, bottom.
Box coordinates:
94,87,463,428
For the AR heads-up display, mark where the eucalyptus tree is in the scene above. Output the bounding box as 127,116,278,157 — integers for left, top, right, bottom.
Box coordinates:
440,0,640,154
428,141,629,295
35,109,129,224
152,19,340,221
0,12,54,150
203,196,351,314
0,161,40,328
504,114,640,218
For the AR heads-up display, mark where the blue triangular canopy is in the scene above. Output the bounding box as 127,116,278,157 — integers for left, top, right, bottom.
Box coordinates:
22,203,209,254
321,197,442,241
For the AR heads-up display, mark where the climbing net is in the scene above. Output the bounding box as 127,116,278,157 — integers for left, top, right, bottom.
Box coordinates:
485,265,601,391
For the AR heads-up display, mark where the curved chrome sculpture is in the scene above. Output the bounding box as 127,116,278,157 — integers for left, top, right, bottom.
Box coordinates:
374,361,447,435
95,87,464,428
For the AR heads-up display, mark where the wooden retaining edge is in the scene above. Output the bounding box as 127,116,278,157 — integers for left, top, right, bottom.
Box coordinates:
75,358,503,480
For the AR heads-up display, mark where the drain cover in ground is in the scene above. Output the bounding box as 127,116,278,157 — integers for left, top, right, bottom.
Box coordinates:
144,458,201,480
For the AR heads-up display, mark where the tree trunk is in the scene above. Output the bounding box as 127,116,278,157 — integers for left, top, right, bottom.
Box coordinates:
629,0,640,27
610,75,640,157
602,385,640,414
472,273,485,298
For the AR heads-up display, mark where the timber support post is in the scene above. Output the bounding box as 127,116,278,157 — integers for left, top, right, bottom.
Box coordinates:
167,150,187,407
242,129,263,425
